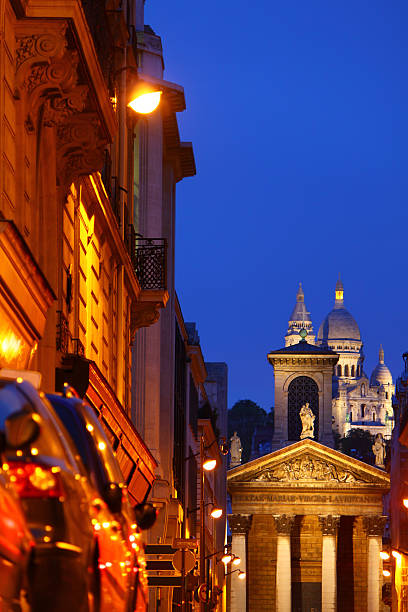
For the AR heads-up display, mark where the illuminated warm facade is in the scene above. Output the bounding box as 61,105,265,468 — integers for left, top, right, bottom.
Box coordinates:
389,353,408,611
0,0,198,503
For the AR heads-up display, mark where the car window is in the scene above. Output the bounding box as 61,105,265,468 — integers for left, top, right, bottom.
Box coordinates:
80,404,124,485
0,382,78,471
48,395,104,490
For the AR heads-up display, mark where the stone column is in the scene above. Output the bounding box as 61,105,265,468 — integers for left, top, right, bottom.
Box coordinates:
319,515,340,612
274,514,294,612
228,514,252,612
363,516,387,612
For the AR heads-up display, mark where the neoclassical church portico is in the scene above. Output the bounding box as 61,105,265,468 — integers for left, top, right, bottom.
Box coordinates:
227,440,390,612
227,279,391,611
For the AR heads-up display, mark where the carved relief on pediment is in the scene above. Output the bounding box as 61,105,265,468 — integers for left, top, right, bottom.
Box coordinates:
249,454,370,484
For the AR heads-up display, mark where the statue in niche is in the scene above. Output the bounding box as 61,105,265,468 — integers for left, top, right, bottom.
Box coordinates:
372,433,386,468
299,403,315,439
230,431,242,466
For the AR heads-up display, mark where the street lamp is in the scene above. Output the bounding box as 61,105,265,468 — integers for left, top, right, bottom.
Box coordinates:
128,88,162,114
198,435,223,612
226,569,246,580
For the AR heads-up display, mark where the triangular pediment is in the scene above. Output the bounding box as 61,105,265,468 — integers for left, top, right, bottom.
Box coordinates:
227,439,390,487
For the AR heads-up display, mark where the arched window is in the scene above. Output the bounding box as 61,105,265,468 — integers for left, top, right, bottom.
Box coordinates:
372,411,376,421
344,365,349,377
386,392,388,399
351,365,355,377
350,412,353,422
337,365,342,377
361,404,365,417
356,365,360,377
361,384,366,397
287,376,319,441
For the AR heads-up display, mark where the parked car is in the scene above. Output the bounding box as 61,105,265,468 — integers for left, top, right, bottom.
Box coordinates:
0,410,37,611
0,376,96,612
47,386,148,612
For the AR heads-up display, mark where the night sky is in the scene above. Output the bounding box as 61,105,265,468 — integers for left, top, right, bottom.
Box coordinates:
145,1,408,411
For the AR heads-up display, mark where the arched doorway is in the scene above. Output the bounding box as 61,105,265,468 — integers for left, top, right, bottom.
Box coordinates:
288,376,319,441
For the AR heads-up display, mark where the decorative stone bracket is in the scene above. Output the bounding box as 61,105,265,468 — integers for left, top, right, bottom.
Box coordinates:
130,289,169,337
15,20,109,191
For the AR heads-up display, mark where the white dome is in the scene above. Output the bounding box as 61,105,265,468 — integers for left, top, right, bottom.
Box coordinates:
317,277,361,344
370,346,392,387
317,307,361,342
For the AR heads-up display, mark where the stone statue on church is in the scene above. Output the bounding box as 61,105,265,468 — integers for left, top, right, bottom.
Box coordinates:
230,431,242,467
372,433,386,468
299,403,315,439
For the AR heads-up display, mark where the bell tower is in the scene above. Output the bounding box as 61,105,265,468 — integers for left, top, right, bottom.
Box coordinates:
268,335,338,450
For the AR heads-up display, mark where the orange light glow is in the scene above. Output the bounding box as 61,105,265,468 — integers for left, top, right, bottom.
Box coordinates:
392,550,401,560
383,570,391,577
403,499,408,509
203,459,217,471
221,554,232,564
128,91,162,114
238,571,246,580
98,442,106,451
210,507,223,519
232,556,241,566
380,551,390,560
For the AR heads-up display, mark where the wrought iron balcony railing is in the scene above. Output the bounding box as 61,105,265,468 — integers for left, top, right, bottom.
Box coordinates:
126,226,167,291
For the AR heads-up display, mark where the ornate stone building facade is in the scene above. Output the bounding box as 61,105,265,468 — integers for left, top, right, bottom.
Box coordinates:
228,440,390,612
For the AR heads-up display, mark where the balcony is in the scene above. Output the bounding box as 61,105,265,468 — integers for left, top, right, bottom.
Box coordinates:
126,227,169,333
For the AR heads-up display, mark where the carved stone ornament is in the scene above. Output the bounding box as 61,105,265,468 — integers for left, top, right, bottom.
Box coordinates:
319,515,340,536
363,515,387,537
15,22,107,190
250,454,368,484
56,113,106,188
228,514,252,535
15,24,88,128
130,302,162,338
273,514,294,535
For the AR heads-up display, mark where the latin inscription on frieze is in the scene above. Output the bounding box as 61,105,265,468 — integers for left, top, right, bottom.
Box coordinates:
235,493,375,504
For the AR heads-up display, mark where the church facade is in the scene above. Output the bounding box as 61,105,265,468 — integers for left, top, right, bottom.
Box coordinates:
227,440,390,612
285,279,394,441
227,278,392,611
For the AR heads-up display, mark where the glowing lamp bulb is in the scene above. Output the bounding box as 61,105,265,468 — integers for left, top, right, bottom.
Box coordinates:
403,499,408,509
232,556,241,566
392,550,401,560
238,571,246,580
128,91,162,114
221,554,232,565
383,570,391,577
380,551,390,560
203,459,216,471
210,507,223,519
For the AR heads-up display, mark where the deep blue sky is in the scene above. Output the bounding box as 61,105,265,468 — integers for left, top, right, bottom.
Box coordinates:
145,1,408,411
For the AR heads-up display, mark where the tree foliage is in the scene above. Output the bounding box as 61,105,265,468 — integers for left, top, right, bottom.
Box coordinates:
228,399,268,463
338,428,374,465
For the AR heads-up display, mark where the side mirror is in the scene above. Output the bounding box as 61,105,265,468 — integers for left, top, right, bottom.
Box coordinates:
134,502,157,530
103,482,122,514
4,411,40,449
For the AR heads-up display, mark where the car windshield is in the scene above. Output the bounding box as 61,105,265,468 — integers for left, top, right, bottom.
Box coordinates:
0,381,78,471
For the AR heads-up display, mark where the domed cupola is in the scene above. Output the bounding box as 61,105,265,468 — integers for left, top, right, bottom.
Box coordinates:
370,345,393,387
317,276,361,346
285,283,315,346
